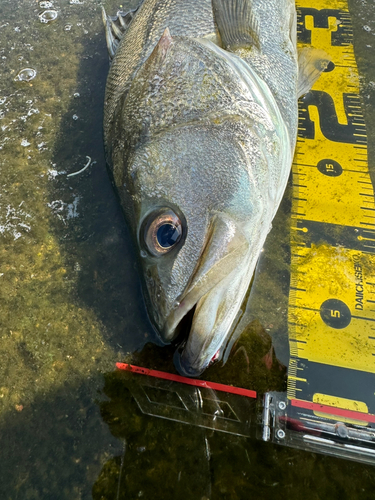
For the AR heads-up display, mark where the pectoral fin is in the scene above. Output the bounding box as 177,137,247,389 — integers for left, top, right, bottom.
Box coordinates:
211,0,260,51
297,47,331,97
102,6,139,60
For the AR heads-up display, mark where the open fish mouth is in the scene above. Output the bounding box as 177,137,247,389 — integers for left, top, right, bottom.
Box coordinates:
165,287,227,377
155,213,253,377
163,257,252,377
154,211,271,377
163,285,207,343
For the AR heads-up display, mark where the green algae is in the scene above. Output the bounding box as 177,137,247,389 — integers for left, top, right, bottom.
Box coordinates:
0,0,116,413
0,0,145,497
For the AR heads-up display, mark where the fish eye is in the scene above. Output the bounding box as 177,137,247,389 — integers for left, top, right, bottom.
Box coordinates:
143,208,184,256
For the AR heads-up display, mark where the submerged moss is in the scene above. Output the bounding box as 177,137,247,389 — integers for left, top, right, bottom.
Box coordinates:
0,0,140,496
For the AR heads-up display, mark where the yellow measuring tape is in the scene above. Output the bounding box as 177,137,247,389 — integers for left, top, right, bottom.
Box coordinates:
288,1,375,419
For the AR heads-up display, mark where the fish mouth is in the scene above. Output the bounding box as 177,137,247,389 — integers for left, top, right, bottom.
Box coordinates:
163,286,205,343
164,285,224,377
157,213,256,377
163,253,252,378
157,212,265,377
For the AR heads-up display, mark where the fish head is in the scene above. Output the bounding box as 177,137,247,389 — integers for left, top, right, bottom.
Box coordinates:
110,30,290,376
125,122,269,377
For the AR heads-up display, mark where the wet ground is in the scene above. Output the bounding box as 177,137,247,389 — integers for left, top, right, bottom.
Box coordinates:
0,0,375,498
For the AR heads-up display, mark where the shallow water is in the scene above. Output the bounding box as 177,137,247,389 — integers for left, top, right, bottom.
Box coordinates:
0,0,375,498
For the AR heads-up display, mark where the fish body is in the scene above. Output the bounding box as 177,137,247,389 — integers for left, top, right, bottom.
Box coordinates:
103,0,329,376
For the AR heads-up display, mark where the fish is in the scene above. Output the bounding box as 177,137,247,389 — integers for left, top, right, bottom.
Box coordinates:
102,0,329,377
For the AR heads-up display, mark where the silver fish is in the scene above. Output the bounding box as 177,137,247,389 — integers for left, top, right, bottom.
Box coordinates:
102,0,329,376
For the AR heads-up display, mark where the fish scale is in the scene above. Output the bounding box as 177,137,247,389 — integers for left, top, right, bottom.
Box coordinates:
103,0,215,159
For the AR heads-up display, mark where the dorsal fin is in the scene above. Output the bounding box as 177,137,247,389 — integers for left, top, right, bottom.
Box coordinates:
298,47,331,97
101,6,139,61
211,0,260,51
148,28,174,63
